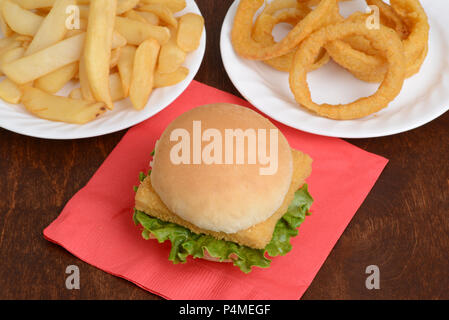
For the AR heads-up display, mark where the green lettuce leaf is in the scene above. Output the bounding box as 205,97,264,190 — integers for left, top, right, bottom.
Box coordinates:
133,172,313,273
265,184,313,257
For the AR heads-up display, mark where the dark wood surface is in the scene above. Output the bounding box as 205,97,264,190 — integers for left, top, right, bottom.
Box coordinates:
0,0,448,300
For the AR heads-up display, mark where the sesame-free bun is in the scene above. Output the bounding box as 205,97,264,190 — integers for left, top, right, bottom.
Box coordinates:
150,103,293,234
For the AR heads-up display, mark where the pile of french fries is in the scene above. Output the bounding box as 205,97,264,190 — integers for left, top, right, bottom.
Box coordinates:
0,0,204,124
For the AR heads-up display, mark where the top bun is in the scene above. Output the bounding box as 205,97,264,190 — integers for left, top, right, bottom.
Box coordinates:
150,103,293,234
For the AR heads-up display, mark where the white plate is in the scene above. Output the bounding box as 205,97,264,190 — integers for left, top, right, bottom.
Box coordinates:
0,0,206,140
221,0,449,138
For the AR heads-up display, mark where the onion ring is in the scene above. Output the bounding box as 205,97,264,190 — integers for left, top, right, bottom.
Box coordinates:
261,0,306,16
325,12,387,82
326,0,428,82
299,0,352,7
391,0,429,74
367,0,409,39
231,0,338,61
289,21,406,120
253,7,330,71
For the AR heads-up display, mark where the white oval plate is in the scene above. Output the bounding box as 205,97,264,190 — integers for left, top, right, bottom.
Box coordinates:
221,0,449,138
0,0,206,140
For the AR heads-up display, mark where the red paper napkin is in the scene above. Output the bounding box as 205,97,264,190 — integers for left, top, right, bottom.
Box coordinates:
44,81,388,300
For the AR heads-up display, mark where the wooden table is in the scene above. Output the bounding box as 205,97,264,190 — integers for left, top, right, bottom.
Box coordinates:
0,0,448,300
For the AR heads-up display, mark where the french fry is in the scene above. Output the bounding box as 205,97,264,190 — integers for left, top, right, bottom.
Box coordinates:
22,87,107,124
84,0,117,109
177,13,204,52
124,10,148,24
2,33,85,84
114,16,170,46
20,40,30,49
0,36,19,49
0,0,13,37
65,19,88,38
0,78,22,103
117,45,135,96
136,11,159,25
157,27,186,74
138,4,177,28
35,62,78,93
129,39,159,110
35,7,51,16
69,87,83,99
26,0,75,56
15,35,32,42
79,18,88,30
0,39,23,65
78,55,94,101
12,0,57,9
0,46,24,75
65,28,84,38
112,31,127,49
109,72,125,101
77,5,89,19
139,0,186,13
2,0,44,36
73,73,124,101
116,0,139,15
154,66,188,88
109,47,121,69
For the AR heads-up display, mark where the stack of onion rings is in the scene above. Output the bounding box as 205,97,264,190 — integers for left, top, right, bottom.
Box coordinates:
231,0,338,60
326,0,429,83
252,2,330,71
290,21,405,119
231,0,429,120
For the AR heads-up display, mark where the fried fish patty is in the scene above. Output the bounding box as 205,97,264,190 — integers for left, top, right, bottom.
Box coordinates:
135,149,312,249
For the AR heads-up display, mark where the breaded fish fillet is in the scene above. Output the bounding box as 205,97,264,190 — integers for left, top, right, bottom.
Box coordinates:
135,149,312,249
